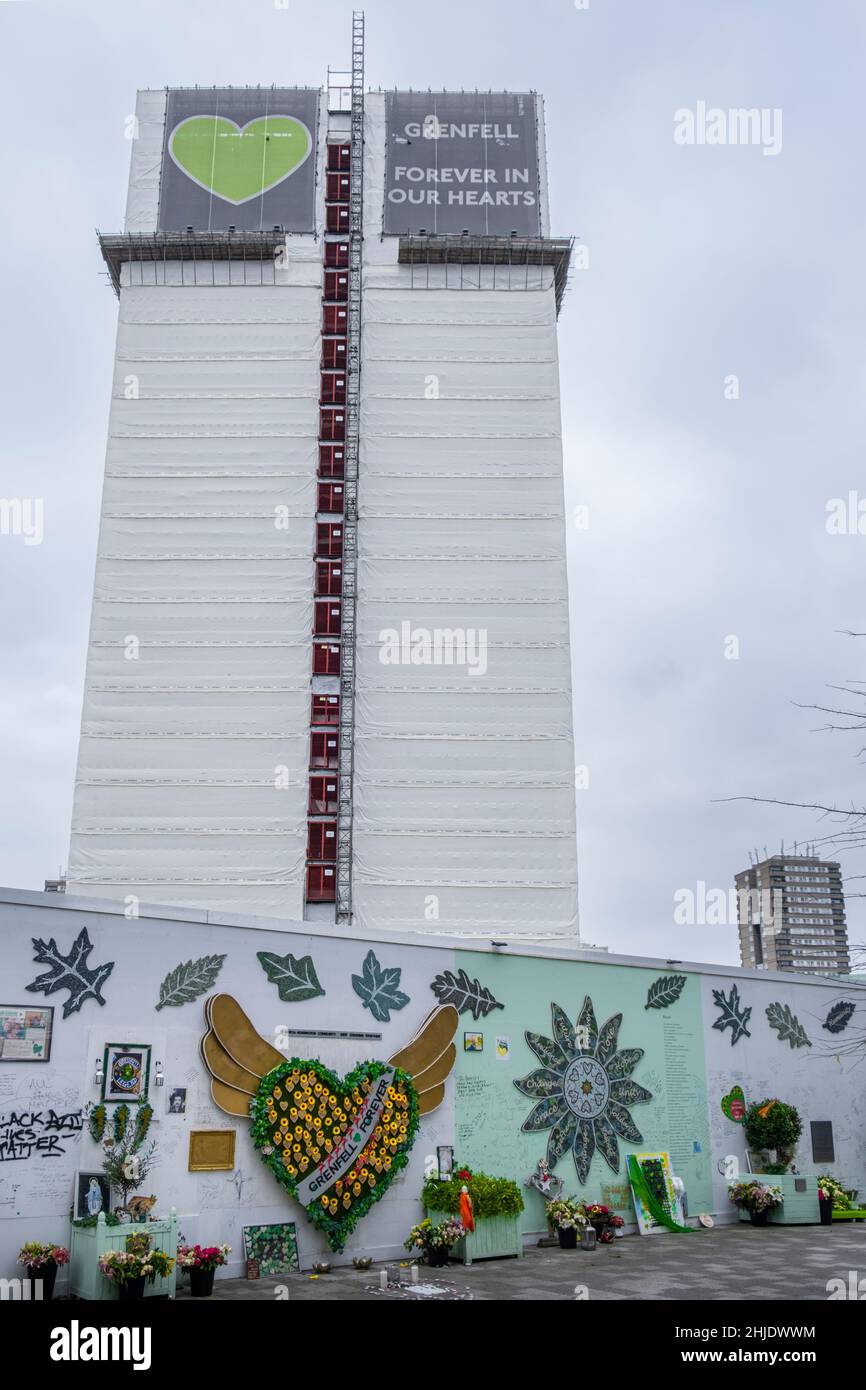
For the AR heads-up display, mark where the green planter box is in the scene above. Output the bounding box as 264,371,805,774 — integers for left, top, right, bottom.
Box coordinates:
69,1210,178,1300
427,1211,523,1266
732,1175,821,1226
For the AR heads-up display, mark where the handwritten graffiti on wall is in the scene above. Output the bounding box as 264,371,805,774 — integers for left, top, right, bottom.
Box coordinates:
0,1108,84,1161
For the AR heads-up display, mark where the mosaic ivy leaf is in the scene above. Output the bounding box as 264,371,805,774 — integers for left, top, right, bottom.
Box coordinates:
513,1067,564,1098
823,1001,856,1035
26,928,114,1019
429,967,503,1021
712,984,752,1045
595,1013,622,1066
525,1031,568,1073
593,1113,620,1174
155,954,226,1010
352,950,409,1024
547,1113,577,1169
766,1002,812,1049
609,1078,653,1106
577,995,598,1054
607,1100,644,1144
645,975,687,1010
605,1047,644,1080
521,1095,568,1132
573,1119,595,1184
551,1003,578,1060
257,950,325,1004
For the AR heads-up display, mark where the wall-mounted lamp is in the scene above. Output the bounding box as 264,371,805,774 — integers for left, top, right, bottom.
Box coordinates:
153,1061,164,1087
94,1057,104,1089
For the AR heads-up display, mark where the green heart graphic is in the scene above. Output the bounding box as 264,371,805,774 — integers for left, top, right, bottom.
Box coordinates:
721,1084,746,1123
251,1057,420,1253
168,115,312,205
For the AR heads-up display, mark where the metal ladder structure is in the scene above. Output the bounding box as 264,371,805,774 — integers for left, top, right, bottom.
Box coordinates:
335,10,364,923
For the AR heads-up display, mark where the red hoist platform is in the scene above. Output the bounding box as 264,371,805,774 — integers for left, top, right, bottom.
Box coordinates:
307,140,352,904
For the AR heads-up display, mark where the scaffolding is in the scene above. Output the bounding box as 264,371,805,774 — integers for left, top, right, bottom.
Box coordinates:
398,234,574,316
97,230,288,295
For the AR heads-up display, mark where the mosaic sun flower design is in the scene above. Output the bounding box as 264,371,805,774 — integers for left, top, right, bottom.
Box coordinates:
514,997,652,1182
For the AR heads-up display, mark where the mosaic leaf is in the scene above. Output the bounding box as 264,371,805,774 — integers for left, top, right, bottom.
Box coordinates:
546,1112,577,1169
607,1100,644,1144
766,1002,812,1049
429,967,504,1021
551,1002,578,1059
521,1095,568,1132
593,1113,620,1174
605,1047,644,1080
26,928,114,1019
577,995,598,1054
257,951,325,1004
595,1013,622,1065
711,984,752,1045
609,1078,653,1106
645,975,687,1010
155,954,226,1010
525,1031,568,1073
573,1119,595,1184
351,950,409,1023
513,1067,564,1098
823,1001,856,1035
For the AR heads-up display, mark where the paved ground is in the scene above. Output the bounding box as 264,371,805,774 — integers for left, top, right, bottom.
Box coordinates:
176,1224,866,1301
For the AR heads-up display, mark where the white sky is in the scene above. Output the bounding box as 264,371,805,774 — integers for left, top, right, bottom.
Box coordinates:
0,0,864,963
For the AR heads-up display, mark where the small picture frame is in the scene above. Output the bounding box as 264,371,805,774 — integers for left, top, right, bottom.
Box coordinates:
75,1171,111,1221
463,1031,483,1053
189,1129,236,1171
167,1087,187,1115
0,1005,53,1062
436,1145,454,1180
101,1043,151,1102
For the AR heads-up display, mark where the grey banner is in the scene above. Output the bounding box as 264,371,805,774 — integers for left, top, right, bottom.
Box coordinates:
158,88,318,233
383,91,540,237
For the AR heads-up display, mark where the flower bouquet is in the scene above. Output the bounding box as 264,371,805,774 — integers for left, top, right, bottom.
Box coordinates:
817,1175,850,1225
728,1180,783,1226
404,1216,464,1267
176,1243,231,1297
609,1214,626,1239
17,1242,69,1300
99,1246,174,1300
547,1198,587,1249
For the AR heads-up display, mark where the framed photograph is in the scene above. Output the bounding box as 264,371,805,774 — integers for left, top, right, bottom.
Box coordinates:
101,1043,151,1102
243,1223,299,1276
463,1031,483,1053
167,1087,187,1115
189,1129,236,1171
436,1145,454,1180
0,1005,53,1062
75,1171,111,1221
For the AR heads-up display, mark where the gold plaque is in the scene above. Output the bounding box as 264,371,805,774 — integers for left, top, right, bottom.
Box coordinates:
188,1129,236,1171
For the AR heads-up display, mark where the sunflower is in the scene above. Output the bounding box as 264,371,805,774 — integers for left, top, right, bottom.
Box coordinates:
514,997,652,1182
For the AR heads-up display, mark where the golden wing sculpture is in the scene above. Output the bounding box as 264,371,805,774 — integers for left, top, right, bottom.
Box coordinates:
199,994,459,1252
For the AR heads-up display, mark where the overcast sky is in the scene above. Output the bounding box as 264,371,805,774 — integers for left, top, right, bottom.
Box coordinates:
1,0,863,965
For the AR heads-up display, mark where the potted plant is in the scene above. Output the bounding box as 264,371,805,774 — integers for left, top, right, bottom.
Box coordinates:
728,1180,784,1226
404,1217,464,1267
17,1242,69,1300
421,1163,524,1265
582,1202,612,1237
176,1243,231,1297
743,1099,803,1172
99,1231,173,1300
817,1175,850,1225
610,1214,626,1239
547,1198,586,1250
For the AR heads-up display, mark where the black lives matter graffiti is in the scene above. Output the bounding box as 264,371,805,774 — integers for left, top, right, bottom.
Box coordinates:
0,1108,84,1161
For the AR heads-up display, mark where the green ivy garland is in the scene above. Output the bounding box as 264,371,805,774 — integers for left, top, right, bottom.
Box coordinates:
250,1056,420,1253
87,1103,107,1144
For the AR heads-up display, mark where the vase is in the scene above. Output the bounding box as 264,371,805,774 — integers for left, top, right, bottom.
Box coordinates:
749,1210,768,1227
26,1260,57,1301
557,1227,577,1250
426,1247,449,1267
189,1266,216,1297
119,1276,146,1300
819,1198,833,1227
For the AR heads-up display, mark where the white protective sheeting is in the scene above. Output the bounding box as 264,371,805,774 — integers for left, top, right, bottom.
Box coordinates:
67,283,318,919
353,283,579,939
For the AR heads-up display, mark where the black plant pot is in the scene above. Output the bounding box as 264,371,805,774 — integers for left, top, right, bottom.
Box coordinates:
426,1247,449,1267
119,1276,146,1300
819,1198,833,1226
27,1260,57,1301
557,1227,577,1250
749,1209,769,1227
189,1266,216,1297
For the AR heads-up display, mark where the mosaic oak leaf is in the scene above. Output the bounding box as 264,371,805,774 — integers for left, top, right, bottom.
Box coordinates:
26,928,114,1019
